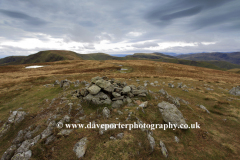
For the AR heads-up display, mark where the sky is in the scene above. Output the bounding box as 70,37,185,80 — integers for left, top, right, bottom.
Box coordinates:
0,0,240,58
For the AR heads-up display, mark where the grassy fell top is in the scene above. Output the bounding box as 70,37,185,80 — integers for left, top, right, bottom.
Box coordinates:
0,59,240,159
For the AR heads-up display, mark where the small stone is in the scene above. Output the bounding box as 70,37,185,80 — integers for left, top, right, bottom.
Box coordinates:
116,133,124,139
160,140,168,158
57,129,73,136
110,136,116,140
102,107,110,119
174,136,179,143
139,101,148,108
117,110,123,115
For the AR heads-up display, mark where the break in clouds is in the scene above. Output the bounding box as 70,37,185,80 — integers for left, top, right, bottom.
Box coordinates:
0,0,240,57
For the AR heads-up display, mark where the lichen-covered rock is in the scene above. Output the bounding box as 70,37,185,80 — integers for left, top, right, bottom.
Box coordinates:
158,101,187,129
95,79,114,92
87,84,101,95
8,111,18,124
12,130,25,145
91,76,102,84
1,145,17,160
14,111,26,124
45,135,56,145
73,137,88,158
0,123,10,138
112,100,123,108
15,139,35,154
84,92,112,105
122,86,131,94
112,92,121,98
11,150,32,160
41,121,56,139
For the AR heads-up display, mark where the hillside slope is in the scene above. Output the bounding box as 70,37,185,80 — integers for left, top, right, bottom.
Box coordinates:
0,56,26,65
176,52,240,65
126,53,240,70
16,50,82,64
1,51,240,71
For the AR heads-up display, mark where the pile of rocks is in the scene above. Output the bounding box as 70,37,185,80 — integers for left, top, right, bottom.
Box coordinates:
72,76,148,108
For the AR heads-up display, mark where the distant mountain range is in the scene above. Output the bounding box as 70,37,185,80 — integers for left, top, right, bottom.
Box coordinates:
176,52,240,65
1,50,240,71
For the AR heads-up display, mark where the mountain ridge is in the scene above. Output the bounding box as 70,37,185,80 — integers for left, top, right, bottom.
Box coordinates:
1,50,240,71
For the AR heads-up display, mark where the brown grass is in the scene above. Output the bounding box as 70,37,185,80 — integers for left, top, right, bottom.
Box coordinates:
1,59,240,159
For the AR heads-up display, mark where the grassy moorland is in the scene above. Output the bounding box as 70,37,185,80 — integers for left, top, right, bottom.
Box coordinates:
0,59,240,159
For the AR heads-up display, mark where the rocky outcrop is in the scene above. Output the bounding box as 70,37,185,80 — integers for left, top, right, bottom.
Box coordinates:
41,121,56,139
1,145,17,160
8,111,26,124
11,150,32,160
158,101,187,129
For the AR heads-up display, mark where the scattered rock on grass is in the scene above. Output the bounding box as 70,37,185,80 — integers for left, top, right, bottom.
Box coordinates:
73,137,88,158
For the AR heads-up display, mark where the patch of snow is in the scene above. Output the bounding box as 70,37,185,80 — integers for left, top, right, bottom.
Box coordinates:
25,65,44,69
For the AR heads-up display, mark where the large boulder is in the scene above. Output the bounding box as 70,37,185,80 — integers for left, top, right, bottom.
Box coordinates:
158,101,187,129
229,86,240,96
73,137,88,158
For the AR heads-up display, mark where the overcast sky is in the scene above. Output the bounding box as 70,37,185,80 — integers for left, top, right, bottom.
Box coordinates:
0,0,240,58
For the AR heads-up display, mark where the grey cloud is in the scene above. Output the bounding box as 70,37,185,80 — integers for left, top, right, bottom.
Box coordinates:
0,9,48,26
132,42,159,48
0,0,239,56
160,6,202,21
